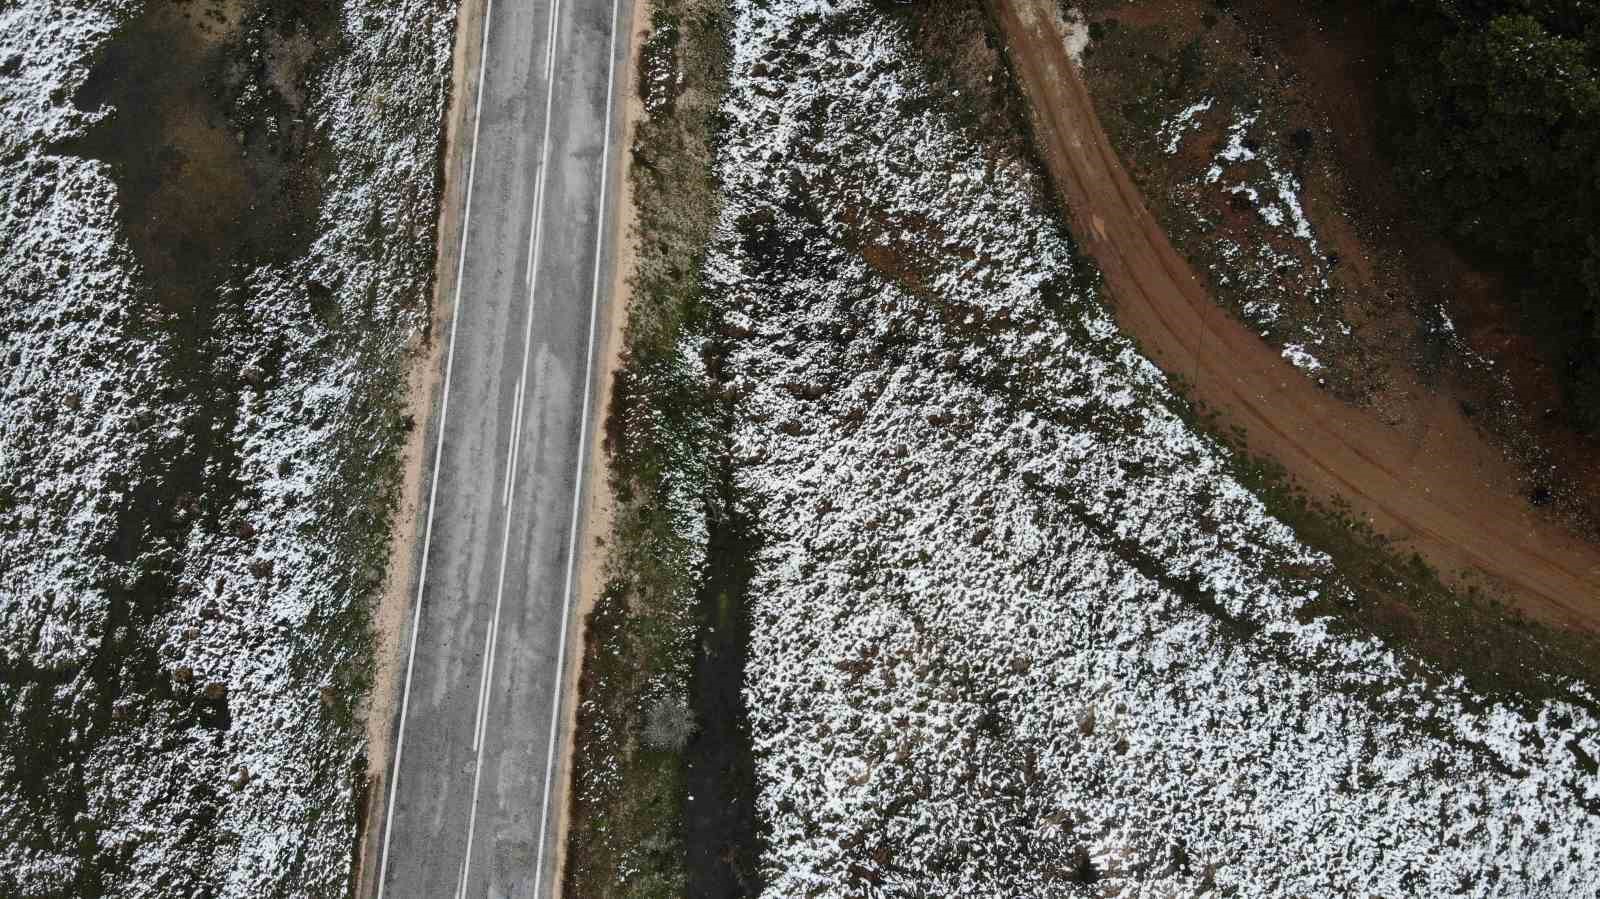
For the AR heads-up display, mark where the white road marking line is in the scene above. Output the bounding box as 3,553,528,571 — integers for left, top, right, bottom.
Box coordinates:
471,614,494,752
373,0,496,895
543,0,560,83
507,0,564,499
457,0,566,894
525,0,562,292
531,0,622,894
501,372,526,506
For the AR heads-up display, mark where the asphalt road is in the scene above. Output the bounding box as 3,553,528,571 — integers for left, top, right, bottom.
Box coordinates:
374,0,630,895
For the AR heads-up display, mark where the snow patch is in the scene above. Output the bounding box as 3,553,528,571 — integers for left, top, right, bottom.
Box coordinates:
709,4,1600,897
1157,96,1212,154
1281,343,1323,372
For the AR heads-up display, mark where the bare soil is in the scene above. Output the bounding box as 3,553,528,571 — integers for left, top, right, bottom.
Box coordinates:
1078,0,1600,541
1236,0,1600,540
66,0,333,314
991,0,1600,630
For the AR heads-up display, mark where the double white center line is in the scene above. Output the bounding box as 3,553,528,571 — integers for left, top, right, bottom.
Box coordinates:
457,0,568,895
379,0,623,893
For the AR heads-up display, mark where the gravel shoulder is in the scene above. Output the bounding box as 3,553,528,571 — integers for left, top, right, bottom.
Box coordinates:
991,0,1600,628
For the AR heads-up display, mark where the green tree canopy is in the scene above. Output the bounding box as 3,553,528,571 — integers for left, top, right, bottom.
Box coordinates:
1385,1,1600,426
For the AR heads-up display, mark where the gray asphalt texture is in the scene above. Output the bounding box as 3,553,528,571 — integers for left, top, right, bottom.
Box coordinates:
376,0,630,895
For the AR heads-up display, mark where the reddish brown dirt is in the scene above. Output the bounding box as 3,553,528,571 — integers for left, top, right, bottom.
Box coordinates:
990,0,1600,630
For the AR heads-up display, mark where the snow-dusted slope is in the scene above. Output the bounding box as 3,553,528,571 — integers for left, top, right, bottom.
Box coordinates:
0,0,452,894
710,2,1600,896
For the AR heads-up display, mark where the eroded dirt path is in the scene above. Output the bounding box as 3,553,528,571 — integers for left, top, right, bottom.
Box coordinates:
991,0,1600,629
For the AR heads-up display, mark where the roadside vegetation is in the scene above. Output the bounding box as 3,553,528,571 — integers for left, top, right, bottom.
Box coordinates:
0,0,453,893
564,1,764,896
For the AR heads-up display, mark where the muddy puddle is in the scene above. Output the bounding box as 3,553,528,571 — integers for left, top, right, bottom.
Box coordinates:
61,0,334,315
684,505,764,897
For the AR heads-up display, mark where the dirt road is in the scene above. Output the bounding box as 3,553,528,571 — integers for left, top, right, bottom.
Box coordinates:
990,0,1600,629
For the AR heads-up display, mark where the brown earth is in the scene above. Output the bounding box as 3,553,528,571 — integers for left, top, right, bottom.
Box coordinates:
66,0,333,314
989,0,1600,630
1079,0,1600,541
1240,0,1600,537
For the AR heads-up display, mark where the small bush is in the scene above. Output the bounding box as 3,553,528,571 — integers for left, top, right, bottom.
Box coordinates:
642,694,697,751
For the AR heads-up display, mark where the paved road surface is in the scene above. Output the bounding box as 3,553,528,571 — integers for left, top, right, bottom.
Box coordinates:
375,0,630,895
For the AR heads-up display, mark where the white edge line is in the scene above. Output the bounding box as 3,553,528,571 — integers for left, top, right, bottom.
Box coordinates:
531,0,622,893
374,0,495,895
471,615,494,752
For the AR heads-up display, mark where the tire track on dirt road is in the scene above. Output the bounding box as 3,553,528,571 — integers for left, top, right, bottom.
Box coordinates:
990,0,1600,630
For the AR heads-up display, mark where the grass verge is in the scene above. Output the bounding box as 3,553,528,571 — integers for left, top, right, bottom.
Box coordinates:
563,0,761,895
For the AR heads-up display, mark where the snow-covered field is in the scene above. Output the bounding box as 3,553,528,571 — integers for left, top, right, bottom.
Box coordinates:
1,0,452,893
709,2,1600,895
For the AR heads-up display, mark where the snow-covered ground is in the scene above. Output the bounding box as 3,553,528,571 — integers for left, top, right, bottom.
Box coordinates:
709,2,1600,895
1170,105,1345,349
1,0,452,894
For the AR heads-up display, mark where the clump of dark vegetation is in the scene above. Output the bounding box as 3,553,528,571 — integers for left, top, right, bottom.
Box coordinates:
565,0,764,896
638,8,682,116
1377,0,1600,431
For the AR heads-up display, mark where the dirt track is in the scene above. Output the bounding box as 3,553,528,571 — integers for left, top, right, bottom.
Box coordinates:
991,0,1600,630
